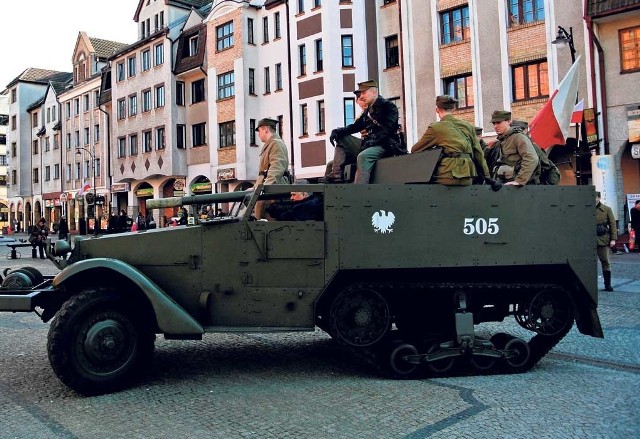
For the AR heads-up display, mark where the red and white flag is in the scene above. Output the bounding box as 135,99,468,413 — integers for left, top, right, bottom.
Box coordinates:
78,180,91,196
571,99,584,124
529,55,581,150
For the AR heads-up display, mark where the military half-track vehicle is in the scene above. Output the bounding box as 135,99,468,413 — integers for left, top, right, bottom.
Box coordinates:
0,150,602,394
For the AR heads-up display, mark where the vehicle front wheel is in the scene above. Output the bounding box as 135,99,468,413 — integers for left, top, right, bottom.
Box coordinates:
47,288,155,395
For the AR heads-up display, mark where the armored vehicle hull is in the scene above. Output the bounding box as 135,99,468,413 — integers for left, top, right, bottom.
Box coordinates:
0,180,601,394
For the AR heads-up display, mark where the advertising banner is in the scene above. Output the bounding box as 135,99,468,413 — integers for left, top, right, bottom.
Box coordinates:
591,155,619,219
627,104,640,143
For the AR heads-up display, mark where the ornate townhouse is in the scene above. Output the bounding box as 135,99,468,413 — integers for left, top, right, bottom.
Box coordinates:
0,92,8,230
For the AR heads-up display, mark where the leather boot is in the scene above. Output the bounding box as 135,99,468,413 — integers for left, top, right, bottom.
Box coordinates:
321,147,347,182
354,169,371,184
603,270,613,292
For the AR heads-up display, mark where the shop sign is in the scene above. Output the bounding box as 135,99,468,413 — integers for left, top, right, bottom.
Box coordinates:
136,188,154,197
591,155,619,219
584,108,599,148
60,193,68,202
191,182,212,193
54,199,61,206
174,190,185,196
627,104,640,143
173,179,186,191
45,200,52,207
632,143,640,160
217,168,236,181
111,183,130,193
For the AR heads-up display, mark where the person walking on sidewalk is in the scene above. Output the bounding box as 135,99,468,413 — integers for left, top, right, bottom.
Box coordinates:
630,199,640,252
596,192,617,291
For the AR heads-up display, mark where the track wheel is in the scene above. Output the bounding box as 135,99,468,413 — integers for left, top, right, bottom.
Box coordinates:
426,343,456,374
389,343,419,377
528,289,574,336
504,338,531,369
470,355,496,372
329,286,391,347
47,288,155,395
490,333,513,349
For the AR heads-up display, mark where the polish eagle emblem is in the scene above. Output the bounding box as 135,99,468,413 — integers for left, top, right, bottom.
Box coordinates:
371,210,395,234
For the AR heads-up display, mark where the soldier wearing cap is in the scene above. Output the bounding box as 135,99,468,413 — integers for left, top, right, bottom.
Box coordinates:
411,95,489,186
326,79,405,184
254,117,290,219
596,191,617,291
475,126,488,152
490,110,540,185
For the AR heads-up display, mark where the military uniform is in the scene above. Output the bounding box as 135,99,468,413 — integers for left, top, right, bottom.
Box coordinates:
411,96,488,186
596,197,617,292
255,118,290,219
490,111,540,185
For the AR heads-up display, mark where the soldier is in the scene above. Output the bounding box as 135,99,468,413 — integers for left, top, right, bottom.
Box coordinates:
255,117,290,219
411,95,489,186
596,192,617,291
631,200,640,252
490,110,540,186
327,80,405,184
476,126,488,151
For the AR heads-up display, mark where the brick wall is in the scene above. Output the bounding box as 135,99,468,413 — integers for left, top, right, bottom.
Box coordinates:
218,146,237,165
440,41,472,78
508,22,547,64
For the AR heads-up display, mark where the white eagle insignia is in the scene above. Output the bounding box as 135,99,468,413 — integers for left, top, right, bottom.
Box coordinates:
371,210,395,234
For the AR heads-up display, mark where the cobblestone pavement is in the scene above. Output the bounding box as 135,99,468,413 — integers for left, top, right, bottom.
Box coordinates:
0,246,638,438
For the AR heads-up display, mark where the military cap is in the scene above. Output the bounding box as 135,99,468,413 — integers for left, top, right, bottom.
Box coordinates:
356,79,378,92
255,117,279,131
353,89,362,97
475,126,483,135
436,95,457,109
511,120,529,130
491,110,512,123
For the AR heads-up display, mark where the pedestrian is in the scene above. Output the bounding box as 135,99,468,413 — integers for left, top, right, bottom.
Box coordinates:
630,200,640,252
489,110,540,185
146,212,156,229
136,212,146,230
29,217,48,259
254,117,290,219
327,79,405,184
118,209,129,232
596,192,617,292
58,216,69,240
411,95,489,186
178,207,188,225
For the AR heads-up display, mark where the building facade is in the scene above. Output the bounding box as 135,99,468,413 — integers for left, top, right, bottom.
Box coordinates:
0,92,8,230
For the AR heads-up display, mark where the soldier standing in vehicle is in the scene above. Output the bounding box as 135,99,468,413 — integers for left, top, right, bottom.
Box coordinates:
490,110,540,185
255,117,289,219
596,192,617,292
411,95,489,185
327,80,405,184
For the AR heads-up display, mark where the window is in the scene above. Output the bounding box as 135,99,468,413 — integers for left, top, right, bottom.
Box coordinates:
443,74,474,108
344,98,355,126
94,90,100,107
263,17,269,43
74,98,80,115
118,137,126,158
66,133,71,149
155,43,164,65
0,155,5,166
45,166,51,181
130,134,138,155
84,127,90,145
143,131,152,153
192,79,205,103
192,122,206,146
12,170,16,185
176,81,185,105
156,126,165,150
11,142,16,157
217,72,235,99
620,26,640,73
317,100,325,133
33,139,39,155
66,164,71,181
75,162,81,180
54,134,59,149
142,89,152,112
75,130,80,147
297,0,304,14
385,35,399,68
11,89,16,103
54,164,60,180
66,102,71,119
117,99,126,119
264,67,271,93
219,121,235,147
127,56,136,77
94,158,101,177
512,60,549,101
47,108,51,123
299,44,307,76
160,11,164,28
275,12,281,39
83,94,90,111
33,168,39,184
249,119,256,145
45,137,50,152
129,94,137,116
32,112,38,126
11,116,16,130
85,161,90,178
155,84,165,108
314,0,321,7
508,0,544,26
341,35,353,67
275,64,283,90
248,18,255,44
315,39,323,71
300,104,308,135
94,124,100,142
216,21,234,51
177,125,186,149
249,68,256,94
441,6,470,44
188,36,198,56
142,49,151,71
116,62,125,81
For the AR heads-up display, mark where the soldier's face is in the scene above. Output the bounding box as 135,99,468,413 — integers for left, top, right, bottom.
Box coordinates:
492,120,510,135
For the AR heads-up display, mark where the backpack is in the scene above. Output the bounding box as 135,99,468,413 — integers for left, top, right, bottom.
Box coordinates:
531,141,561,185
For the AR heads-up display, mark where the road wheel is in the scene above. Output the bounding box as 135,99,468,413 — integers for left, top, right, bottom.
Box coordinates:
47,288,155,395
389,343,419,377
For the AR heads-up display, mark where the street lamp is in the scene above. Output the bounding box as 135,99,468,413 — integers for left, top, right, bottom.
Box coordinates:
76,147,98,236
552,26,581,184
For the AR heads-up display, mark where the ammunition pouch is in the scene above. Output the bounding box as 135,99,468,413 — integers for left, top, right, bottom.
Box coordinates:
596,224,608,236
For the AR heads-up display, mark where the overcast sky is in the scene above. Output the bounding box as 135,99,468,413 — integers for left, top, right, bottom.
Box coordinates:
1,0,138,89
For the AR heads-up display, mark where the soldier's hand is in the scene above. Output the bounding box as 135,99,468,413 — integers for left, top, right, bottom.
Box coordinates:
329,129,339,146
484,177,502,192
504,181,523,186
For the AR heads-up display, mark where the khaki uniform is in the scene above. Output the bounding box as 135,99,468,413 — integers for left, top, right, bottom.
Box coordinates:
596,201,617,273
256,133,289,219
411,114,489,185
493,128,540,185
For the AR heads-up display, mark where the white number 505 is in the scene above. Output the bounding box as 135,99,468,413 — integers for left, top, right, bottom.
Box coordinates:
463,217,500,235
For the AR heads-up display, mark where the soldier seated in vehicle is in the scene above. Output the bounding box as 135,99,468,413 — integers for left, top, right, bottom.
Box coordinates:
266,180,323,221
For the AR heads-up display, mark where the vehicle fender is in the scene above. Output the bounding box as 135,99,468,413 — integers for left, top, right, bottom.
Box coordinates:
52,258,204,336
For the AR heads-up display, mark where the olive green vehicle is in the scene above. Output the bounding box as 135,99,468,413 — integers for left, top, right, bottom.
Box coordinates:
0,150,602,394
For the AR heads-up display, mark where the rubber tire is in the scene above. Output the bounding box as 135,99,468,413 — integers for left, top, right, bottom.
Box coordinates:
47,288,155,395
389,343,419,377
17,266,44,286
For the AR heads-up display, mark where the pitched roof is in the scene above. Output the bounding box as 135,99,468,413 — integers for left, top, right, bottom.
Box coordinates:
586,0,640,16
171,0,212,8
26,96,46,112
50,81,71,95
89,37,129,59
6,68,72,88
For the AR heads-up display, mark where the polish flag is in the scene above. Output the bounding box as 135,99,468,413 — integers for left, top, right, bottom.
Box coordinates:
78,180,91,196
571,99,585,124
529,55,581,150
